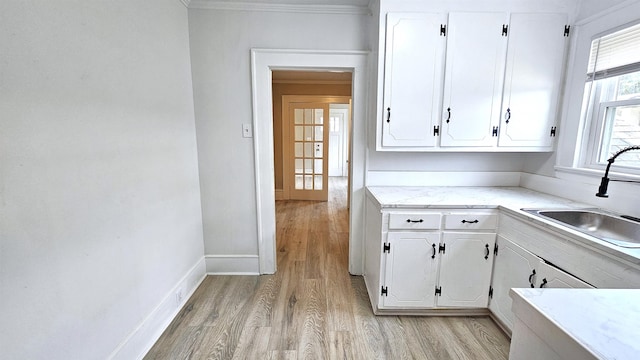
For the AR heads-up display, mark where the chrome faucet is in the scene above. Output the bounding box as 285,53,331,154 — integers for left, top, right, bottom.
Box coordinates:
595,145,640,198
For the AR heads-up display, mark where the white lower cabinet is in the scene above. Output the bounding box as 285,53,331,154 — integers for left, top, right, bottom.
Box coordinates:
362,199,500,311
382,232,440,307
489,236,542,330
381,231,496,309
489,235,593,332
438,232,496,307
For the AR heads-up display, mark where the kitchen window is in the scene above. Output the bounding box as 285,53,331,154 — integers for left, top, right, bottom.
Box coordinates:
581,22,640,172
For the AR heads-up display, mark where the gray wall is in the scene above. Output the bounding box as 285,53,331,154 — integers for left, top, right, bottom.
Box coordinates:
187,8,370,261
0,1,204,358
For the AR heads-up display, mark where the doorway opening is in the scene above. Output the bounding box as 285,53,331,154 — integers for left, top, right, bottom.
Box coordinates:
272,71,352,202
271,71,352,270
249,49,368,275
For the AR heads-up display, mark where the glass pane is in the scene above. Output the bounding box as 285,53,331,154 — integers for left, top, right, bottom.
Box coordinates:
304,109,313,124
314,142,323,158
314,175,323,190
304,175,313,190
305,126,313,141
315,109,324,124
304,143,313,157
294,109,304,124
315,159,323,174
294,159,303,174
599,104,640,167
295,175,303,190
315,125,323,141
304,159,313,174
617,72,640,100
294,143,303,157
294,125,303,141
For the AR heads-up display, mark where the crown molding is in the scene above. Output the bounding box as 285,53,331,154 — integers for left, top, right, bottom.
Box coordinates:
179,0,191,8
187,0,371,15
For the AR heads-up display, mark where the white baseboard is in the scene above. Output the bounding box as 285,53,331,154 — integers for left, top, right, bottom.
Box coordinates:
367,171,521,187
109,257,206,360
205,254,260,275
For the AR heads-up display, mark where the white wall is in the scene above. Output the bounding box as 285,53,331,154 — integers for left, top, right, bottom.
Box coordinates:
575,0,635,21
0,1,205,359
523,0,640,216
187,7,370,271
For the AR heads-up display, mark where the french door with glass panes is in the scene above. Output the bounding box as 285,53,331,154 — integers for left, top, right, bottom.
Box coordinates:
288,102,329,200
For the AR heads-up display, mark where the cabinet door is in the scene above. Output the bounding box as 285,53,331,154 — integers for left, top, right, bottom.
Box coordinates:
382,232,440,308
382,13,446,147
536,261,594,289
498,13,568,148
489,236,540,331
441,12,507,147
438,232,496,308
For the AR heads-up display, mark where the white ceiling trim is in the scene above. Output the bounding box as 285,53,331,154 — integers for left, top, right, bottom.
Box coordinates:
187,0,371,15
179,0,191,8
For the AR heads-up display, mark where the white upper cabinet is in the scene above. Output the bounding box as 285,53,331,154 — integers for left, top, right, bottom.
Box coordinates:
381,13,447,147
376,9,569,151
441,12,508,147
498,13,568,148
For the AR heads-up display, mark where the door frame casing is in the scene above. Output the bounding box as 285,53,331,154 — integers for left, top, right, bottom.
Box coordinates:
250,49,369,274
282,95,351,200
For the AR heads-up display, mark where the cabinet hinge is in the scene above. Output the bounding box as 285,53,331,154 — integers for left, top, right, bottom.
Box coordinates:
383,242,391,253
435,286,442,296
493,243,499,256
502,24,508,36
492,126,499,137
550,126,557,137
439,243,446,254
489,286,494,299
440,24,446,36
433,125,440,136
381,286,388,296
564,25,571,37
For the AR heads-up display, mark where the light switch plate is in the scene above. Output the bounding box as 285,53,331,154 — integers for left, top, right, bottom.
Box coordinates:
242,123,253,138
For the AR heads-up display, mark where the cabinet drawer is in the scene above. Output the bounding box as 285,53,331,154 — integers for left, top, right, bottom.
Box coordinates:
389,213,441,230
443,214,497,230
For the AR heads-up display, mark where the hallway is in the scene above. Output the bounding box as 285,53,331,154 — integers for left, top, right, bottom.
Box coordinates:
144,177,510,359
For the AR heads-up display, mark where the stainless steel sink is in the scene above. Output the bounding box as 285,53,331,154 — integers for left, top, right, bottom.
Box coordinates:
522,208,640,248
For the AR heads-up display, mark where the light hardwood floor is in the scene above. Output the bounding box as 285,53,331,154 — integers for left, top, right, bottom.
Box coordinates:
145,177,511,359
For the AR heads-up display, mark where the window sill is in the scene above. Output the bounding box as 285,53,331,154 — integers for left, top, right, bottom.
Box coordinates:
555,165,640,183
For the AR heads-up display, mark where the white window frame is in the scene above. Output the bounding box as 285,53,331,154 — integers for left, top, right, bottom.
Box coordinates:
578,23,640,176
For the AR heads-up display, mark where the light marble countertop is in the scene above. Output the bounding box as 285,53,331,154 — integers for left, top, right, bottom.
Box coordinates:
366,186,589,209
510,288,640,360
365,186,640,266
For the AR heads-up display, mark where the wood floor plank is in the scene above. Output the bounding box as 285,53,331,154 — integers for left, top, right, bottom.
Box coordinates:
267,261,305,352
230,326,271,360
266,350,297,360
328,331,355,360
400,317,452,359
297,279,328,359
145,177,511,360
